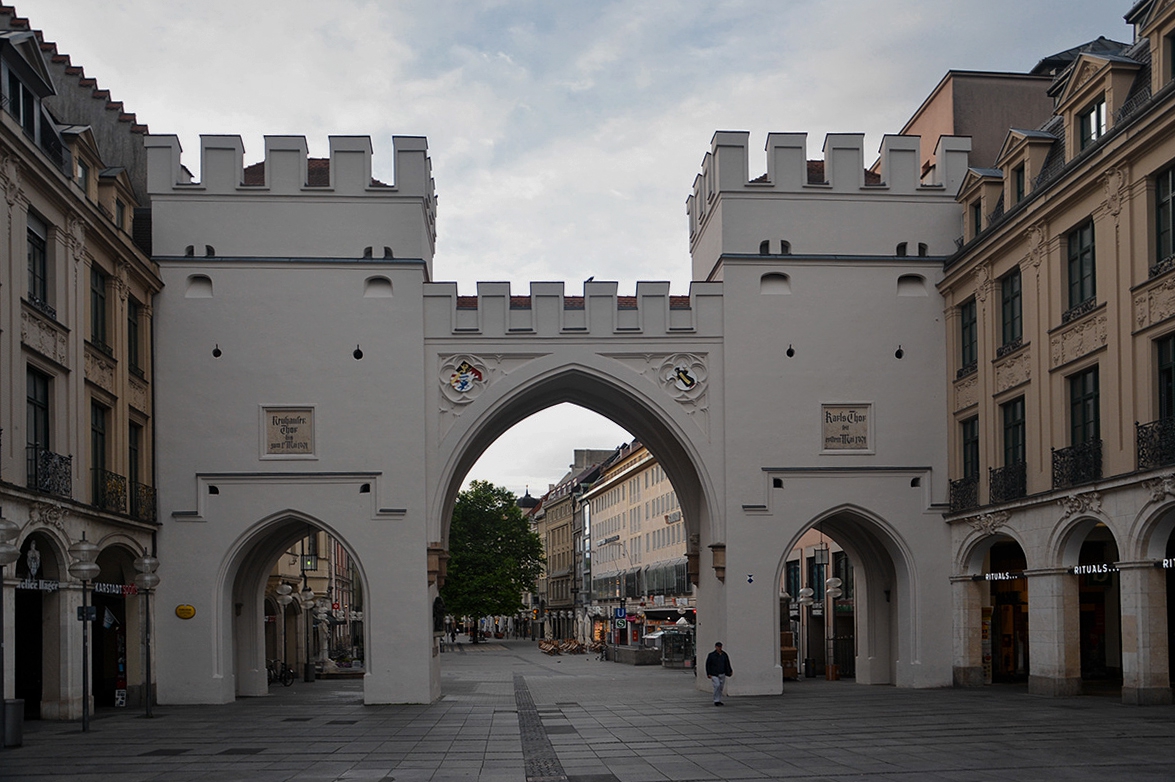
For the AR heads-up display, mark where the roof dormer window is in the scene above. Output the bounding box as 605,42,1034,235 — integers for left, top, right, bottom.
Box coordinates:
1079,98,1107,150
1013,164,1025,204
6,69,36,138
77,160,90,198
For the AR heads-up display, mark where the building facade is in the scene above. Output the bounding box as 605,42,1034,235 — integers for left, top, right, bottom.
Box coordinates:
5,1,1173,717
1,12,162,721
941,1,1175,704
584,440,693,645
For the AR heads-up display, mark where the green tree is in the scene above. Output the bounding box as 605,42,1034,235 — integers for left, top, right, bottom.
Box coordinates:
441,480,544,641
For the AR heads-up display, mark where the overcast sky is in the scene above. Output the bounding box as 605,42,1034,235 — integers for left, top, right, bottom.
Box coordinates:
22,0,1132,497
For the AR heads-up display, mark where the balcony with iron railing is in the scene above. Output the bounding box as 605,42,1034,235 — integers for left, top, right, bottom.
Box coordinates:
1061,297,1097,325
1137,418,1175,472
26,294,57,320
1052,439,1102,490
949,475,979,514
130,481,158,524
92,468,128,514
25,444,72,498
988,462,1027,504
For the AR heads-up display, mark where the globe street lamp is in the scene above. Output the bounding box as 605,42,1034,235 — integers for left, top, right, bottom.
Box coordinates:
133,551,160,718
0,511,21,749
67,534,101,732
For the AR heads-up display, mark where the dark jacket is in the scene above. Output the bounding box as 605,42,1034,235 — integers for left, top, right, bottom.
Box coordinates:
705,649,732,677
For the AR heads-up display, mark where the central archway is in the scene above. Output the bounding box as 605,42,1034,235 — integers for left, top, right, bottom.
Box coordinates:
430,361,722,554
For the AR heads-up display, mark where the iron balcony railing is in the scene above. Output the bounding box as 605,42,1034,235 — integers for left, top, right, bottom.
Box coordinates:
949,475,979,513
92,468,128,514
25,444,72,498
1052,439,1102,490
26,294,56,320
1137,418,1175,471
130,481,158,523
989,462,1027,504
1061,297,1097,325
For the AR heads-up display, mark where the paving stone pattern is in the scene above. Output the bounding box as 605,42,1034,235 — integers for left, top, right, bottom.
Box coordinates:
3,639,1174,781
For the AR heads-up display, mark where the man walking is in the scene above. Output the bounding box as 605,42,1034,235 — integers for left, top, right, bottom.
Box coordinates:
705,642,733,705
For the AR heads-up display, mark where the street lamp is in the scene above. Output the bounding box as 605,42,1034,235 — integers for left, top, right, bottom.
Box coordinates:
300,580,315,682
0,510,21,749
133,551,160,718
67,533,101,732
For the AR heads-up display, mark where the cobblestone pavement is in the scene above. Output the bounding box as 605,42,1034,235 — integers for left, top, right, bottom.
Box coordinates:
3,639,1175,781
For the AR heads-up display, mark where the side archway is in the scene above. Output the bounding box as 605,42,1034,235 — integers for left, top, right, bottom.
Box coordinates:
775,505,917,686
218,510,371,698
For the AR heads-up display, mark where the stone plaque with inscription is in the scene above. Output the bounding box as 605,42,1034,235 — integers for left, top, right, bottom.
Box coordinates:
822,404,871,451
265,407,315,456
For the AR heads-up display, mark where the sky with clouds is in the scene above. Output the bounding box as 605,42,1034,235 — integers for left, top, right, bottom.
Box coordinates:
21,0,1133,496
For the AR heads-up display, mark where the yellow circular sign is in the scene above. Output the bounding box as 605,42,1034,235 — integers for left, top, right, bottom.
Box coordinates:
175,604,196,620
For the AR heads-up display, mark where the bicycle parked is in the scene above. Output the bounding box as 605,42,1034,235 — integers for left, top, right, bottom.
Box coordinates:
267,659,296,686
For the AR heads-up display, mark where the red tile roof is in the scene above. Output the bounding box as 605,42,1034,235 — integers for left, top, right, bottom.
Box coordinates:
242,158,388,187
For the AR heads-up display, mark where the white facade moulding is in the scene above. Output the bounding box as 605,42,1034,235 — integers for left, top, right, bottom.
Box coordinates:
167,472,401,522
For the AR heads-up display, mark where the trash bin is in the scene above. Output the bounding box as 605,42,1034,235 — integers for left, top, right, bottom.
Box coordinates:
4,699,23,747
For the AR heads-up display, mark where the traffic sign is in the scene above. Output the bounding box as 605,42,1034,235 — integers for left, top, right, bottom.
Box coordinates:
613,618,627,630
613,607,625,619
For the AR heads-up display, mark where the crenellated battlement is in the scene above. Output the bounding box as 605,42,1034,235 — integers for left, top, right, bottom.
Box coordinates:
145,134,438,267
145,134,435,200
688,132,971,233
687,131,971,280
423,280,723,338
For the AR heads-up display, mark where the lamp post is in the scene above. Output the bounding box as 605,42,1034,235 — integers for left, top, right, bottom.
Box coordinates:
300,579,315,682
67,534,101,732
133,551,160,718
275,583,294,671
0,511,21,749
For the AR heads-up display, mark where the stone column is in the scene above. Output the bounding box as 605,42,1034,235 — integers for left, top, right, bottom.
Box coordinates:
951,575,984,687
1026,567,1082,696
1118,561,1172,705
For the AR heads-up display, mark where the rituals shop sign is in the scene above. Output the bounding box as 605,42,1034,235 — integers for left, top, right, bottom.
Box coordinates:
822,404,872,452
264,407,315,457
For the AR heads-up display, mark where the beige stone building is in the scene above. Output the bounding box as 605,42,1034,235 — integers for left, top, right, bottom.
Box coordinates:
1,11,163,720
940,1,1175,704
584,440,692,645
